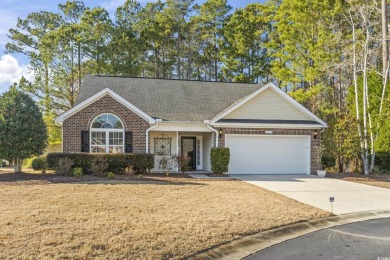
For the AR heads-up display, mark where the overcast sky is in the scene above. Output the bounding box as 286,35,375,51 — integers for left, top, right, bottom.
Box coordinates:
0,0,264,94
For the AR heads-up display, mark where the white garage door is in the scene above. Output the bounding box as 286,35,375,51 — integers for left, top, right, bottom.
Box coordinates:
225,135,310,175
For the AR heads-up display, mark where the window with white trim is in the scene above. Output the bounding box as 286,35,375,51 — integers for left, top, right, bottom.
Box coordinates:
90,114,124,153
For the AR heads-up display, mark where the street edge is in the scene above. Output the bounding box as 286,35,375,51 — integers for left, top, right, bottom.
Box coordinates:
188,209,390,260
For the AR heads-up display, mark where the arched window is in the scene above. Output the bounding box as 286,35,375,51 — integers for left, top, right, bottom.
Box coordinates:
90,113,124,153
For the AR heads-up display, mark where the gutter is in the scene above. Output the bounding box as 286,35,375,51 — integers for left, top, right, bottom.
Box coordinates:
204,120,219,148
146,119,161,153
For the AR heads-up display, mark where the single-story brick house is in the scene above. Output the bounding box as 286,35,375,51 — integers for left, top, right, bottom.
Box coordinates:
55,75,327,175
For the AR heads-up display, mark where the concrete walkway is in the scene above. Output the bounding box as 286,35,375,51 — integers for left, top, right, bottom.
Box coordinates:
232,175,390,215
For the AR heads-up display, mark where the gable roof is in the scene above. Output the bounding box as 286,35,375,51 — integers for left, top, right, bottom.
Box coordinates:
57,76,327,127
73,75,261,122
211,82,327,127
56,88,156,124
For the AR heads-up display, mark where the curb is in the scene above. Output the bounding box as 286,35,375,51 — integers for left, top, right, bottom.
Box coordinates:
188,209,390,260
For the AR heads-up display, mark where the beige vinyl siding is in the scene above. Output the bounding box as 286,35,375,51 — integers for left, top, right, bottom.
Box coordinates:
203,132,214,171
224,88,311,120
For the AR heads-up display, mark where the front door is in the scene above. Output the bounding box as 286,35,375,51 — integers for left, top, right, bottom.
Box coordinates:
181,137,196,170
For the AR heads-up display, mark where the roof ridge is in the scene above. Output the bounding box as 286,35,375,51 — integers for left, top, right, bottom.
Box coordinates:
87,74,260,85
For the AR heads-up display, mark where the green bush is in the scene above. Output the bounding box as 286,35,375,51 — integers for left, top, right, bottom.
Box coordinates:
47,153,93,173
107,172,115,179
90,156,108,176
55,158,74,175
47,153,154,175
132,154,155,174
376,152,390,173
210,147,230,174
321,155,336,169
32,157,47,171
72,167,83,178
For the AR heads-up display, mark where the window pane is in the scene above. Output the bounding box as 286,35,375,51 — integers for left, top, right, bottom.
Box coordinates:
91,121,102,128
92,114,123,129
109,132,123,145
113,120,123,129
91,131,106,145
91,146,106,153
109,146,123,153
102,122,114,128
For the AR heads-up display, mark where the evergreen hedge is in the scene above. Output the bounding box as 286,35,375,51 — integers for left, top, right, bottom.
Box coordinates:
47,153,154,174
210,147,230,174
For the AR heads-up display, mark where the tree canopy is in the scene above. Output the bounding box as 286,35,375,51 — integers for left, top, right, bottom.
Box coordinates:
5,0,390,174
0,87,48,172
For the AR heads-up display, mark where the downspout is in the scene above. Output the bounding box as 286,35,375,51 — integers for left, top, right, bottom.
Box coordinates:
146,119,161,153
204,120,219,148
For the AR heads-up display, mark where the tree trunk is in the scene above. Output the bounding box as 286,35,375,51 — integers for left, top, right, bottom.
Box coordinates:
362,28,370,176
13,157,22,173
78,42,82,93
349,11,366,175
382,0,388,84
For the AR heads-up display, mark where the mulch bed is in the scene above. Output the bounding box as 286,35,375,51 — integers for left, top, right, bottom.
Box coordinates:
327,172,390,182
205,173,230,177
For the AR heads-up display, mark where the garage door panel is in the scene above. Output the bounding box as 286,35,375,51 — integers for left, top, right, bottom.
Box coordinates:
226,135,310,175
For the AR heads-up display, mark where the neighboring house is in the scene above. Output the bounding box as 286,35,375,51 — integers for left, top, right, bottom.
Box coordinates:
55,75,327,175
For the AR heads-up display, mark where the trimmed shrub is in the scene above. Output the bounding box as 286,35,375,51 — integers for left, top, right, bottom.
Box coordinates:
132,154,155,174
47,153,93,173
47,153,154,175
90,156,108,176
55,158,74,175
211,147,230,174
321,155,336,169
72,167,83,178
32,157,47,171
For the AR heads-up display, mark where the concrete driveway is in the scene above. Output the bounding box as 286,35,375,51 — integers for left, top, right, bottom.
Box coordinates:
232,175,390,215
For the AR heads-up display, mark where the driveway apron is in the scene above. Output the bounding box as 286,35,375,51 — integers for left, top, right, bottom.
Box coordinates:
232,175,390,215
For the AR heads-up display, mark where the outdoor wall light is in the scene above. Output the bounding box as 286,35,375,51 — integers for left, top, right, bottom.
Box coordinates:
218,128,223,138
314,130,318,139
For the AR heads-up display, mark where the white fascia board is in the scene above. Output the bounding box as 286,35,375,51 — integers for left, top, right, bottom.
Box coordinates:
152,122,213,132
210,82,327,127
157,121,205,125
210,122,327,129
55,88,155,124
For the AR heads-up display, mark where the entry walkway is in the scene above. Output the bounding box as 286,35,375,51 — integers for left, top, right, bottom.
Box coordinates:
233,175,390,215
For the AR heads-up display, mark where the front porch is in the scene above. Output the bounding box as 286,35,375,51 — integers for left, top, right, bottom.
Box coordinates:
149,130,216,172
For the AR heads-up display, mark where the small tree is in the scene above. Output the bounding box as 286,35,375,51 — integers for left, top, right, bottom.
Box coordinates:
0,87,48,172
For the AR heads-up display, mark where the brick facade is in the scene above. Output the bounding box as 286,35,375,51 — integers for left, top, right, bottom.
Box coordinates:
62,95,322,174
63,95,149,153
217,128,321,175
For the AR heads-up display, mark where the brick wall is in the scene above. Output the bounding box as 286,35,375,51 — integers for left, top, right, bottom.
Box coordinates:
218,128,321,175
63,95,149,153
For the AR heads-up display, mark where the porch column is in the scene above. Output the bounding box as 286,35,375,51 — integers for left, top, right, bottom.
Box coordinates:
176,131,179,155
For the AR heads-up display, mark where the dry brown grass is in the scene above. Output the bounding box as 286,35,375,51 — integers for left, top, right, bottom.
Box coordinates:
0,176,330,259
328,173,390,189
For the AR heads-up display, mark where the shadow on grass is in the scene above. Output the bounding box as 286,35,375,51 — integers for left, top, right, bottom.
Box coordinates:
0,172,206,186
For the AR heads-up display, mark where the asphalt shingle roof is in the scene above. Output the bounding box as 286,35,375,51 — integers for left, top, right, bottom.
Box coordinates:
75,75,261,122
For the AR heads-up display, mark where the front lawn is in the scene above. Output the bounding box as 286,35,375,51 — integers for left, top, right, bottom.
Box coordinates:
0,174,330,259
